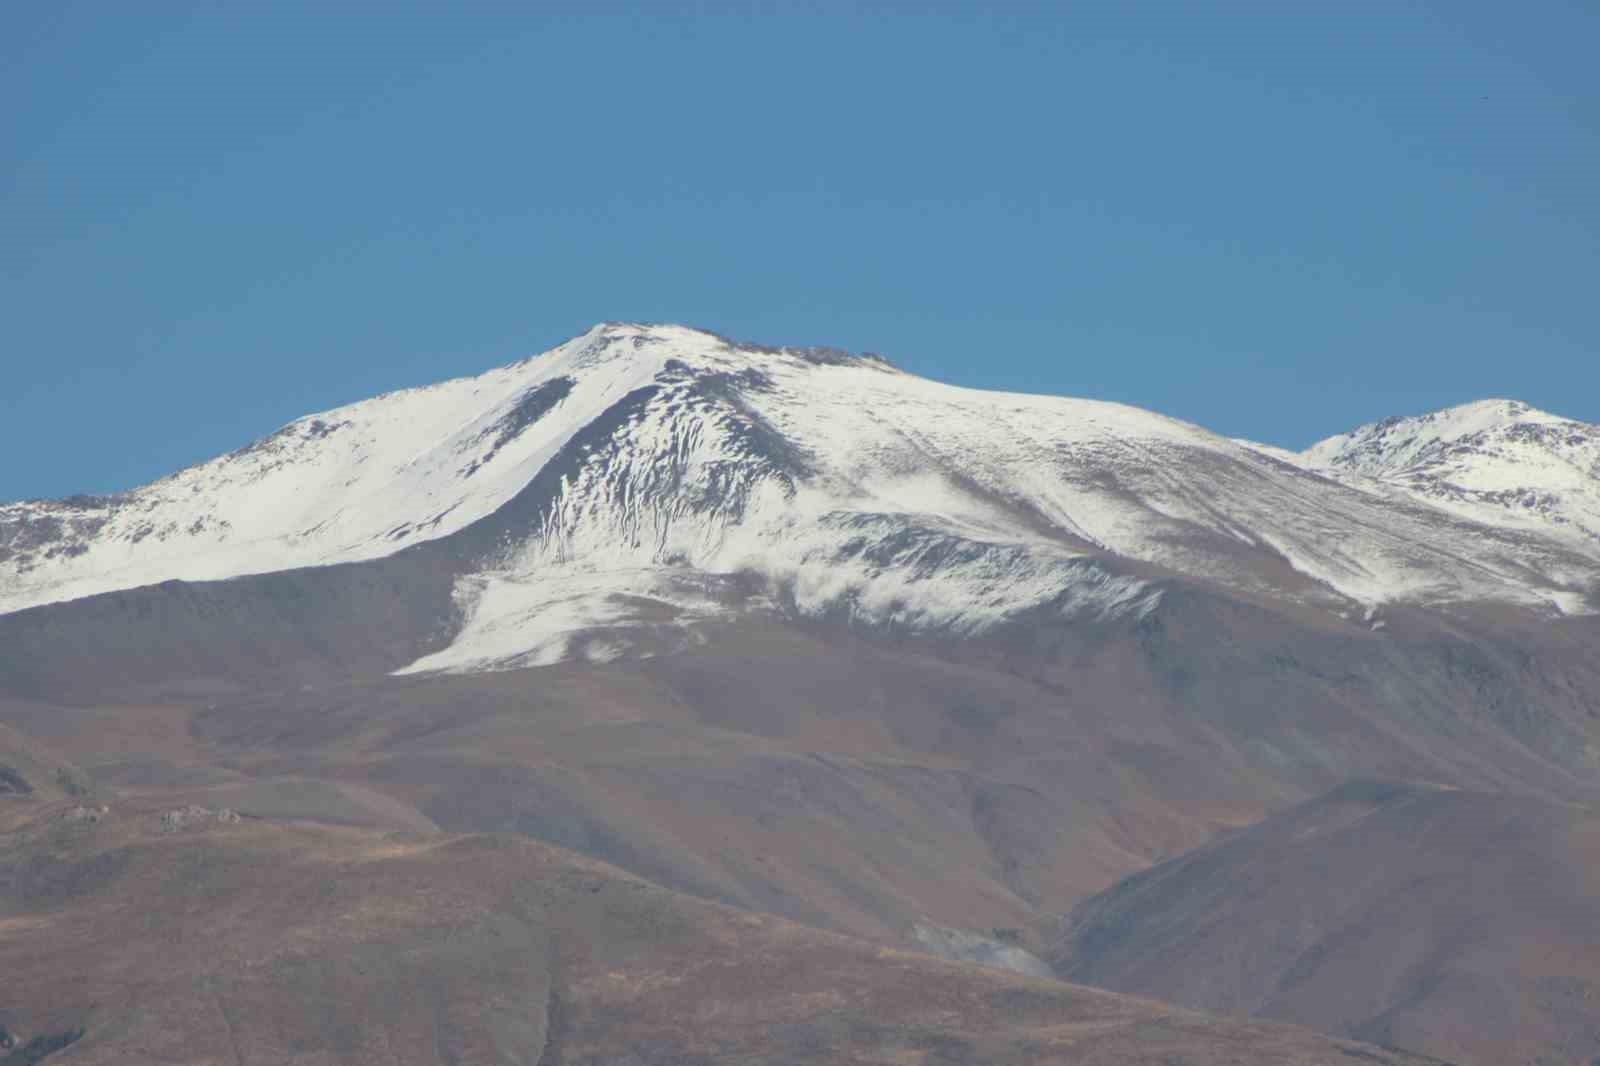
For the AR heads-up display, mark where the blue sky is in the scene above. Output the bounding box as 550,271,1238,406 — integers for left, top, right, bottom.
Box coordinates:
3,2,1596,500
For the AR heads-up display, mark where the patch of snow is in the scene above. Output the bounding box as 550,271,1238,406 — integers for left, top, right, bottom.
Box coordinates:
395,569,742,675
912,923,1055,978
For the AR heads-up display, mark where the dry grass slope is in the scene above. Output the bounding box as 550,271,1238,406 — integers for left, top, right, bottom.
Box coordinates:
0,773,1441,1066
1050,779,1600,1065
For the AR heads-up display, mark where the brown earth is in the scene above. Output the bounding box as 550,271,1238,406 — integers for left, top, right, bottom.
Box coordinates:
8,595,1600,944
0,769,1442,1066
3,564,1600,1062
1049,779,1600,1066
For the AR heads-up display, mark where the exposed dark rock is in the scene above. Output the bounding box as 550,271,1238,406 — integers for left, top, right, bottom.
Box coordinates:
2,1028,83,1066
0,765,30,795
460,375,575,479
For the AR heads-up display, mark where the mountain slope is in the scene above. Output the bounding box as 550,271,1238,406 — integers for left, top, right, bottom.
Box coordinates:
0,788,1440,1066
1282,399,1600,545
1047,779,1600,1066
5,325,1598,679
3,325,1600,1065
0,329,654,613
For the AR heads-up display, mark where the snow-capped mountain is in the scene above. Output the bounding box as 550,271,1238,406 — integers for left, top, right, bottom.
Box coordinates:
4,324,1598,675
1292,400,1600,546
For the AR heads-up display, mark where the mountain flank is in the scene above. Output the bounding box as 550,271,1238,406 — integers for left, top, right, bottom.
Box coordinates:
1050,779,1600,1065
3,323,1598,1063
0,762,1440,1066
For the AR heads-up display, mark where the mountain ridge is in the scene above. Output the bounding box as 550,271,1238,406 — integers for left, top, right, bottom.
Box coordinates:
1289,398,1600,545
1047,777,1600,1066
4,324,1599,677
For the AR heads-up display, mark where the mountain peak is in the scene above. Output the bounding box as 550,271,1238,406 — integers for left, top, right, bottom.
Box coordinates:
5,332,1599,659
1303,398,1590,470
555,321,894,373
1295,398,1600,548
1422,397,1547,433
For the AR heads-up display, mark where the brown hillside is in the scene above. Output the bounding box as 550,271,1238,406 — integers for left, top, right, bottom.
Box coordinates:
1050,779,1600,1065
0,783,1440,1065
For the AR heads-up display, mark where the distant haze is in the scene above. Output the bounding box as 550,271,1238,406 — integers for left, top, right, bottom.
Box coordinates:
3,2,1595,501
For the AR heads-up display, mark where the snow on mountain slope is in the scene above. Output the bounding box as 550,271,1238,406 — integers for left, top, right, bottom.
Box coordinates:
0,328,674,614
1291,400,1600,546
4,325,1599,675
400,327,1600,673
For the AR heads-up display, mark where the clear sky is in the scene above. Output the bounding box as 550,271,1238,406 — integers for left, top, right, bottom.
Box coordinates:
4,2,1596,501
